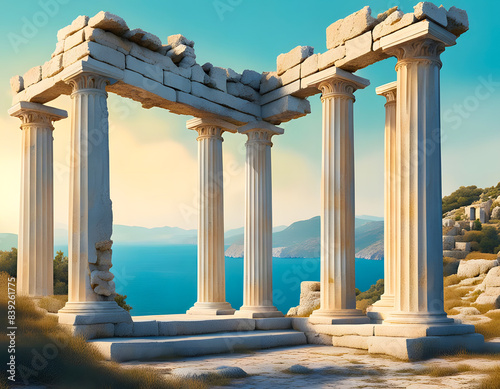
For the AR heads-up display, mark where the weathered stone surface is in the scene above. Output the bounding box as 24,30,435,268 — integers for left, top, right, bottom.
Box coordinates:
123,29,161,51
373,11,416,41
64,28,86,51
475,268,500,307
191,64,207,83
126,55,163,83
88,11,129,36
277,45,314,76
241,69,261,90
318,45,346,70
287,281,320,317
377,6,399,22
207,66,227,92
262,95,311,124
443,236,455,250
130,42,176,71
226,68,241,82
260,72,282,95
413,2,447,27
227,81,260,103
52,41,64,58
300,54,319,78
23,66,42,87
57,15,89,41
63,41,125,69
446,6,469,36
289,365,313,374
491,207,500,220
336,31,389,72
455,242,470,252
133,320,159,336
114,322,133,337
10,76,24,93
260,81,300,105
443,218,455,227
202,62,213,74
42,55,63,78
216,366,248,378
280,65,300,86
167,44,196,64
179,56,196,68
164,71,192,93
167,34,194,48
326,6,378,50
85,27,132,54
457,259,497,279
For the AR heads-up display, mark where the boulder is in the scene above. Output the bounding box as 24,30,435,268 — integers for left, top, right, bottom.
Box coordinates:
288,281,320,317
215,366,247,378
443,236,455,250
240,69,261,90
289,364,313,374
88,11,129,36
457,259,498,279
445,6,469,36
454,307,480,316
326,6,378,50
167,34,194,49
491,207,500,220
443,218,455,227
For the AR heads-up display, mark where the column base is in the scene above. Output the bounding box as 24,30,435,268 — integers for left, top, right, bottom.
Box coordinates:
234,306,284,318
186,302,236,316
367,295,395,322
309,309,370,324
384,312,454,325
58,301,132,325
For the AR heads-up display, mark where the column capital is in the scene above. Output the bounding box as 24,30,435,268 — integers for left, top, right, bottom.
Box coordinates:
238,121,284,146
187,117,237,140
9,101,67,129
303,67,370,101
65,73,110,94
376,81,397,106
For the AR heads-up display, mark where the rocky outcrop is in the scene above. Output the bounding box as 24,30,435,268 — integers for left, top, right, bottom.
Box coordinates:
475,266,500,307
457,259,498,279
287,281,320,317
355,240,384,260
90,240,115,297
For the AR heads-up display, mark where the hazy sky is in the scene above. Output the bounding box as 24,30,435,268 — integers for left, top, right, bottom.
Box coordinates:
0,0,499,234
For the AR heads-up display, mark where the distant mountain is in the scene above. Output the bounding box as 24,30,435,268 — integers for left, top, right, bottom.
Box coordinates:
225,216,384,259
355,240,384,260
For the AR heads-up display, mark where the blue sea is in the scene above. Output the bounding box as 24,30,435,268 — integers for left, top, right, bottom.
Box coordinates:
55,244,384,316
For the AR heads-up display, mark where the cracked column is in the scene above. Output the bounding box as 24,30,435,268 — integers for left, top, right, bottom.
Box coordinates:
306,68,370,325
368,82,397,322
9,102,67,297
58,72,130,328
382,24,457,325
187,118,236,315
235,121,284,318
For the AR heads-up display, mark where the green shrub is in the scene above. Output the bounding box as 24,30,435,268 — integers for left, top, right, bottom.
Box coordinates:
442,186,483,214
0,248,17,277
473,219,483,231
356,279,384,305
115,294,132,312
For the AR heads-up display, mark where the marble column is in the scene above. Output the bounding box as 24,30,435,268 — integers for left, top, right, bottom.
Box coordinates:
9,102,67,297
308,69,370,325
385,38,453,325
58,73,130,325
187,118,236,315
235,121,284,318
368,82,397,322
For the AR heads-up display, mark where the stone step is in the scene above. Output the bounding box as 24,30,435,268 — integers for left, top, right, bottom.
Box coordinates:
89,330,307,362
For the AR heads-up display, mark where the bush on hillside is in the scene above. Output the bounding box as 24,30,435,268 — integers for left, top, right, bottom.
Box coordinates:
442,186,483,214
464,227,500,253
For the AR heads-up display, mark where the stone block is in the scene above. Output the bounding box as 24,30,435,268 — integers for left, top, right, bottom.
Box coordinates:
306,332,333,345
191,64,206,83
68,323,115,340
23,66,42,87
240,69,261,90
315,324,374,337
260,72,282,95
227,81,260,103
167,34,194,48
326,6,378,50
132,320,158,336
167,44,196,64
89,11,129,36
280,64,300,86
485,267,500,287
373,11,416,41
126,55,163,83
42,55,63,78
158,318,254,336
336,31,389,72
64,28,85,52
85,27,132,54
332,335,369,350
443,236,455,250
458,259,497,278
300,54,319,78
443,218,454,227
191,82,260,116
446,6,469,36
260,80,300,105
130,42,176,71
63,41,125,70
262,95,311,124
10,75,24,93
277,45,314,76
455,241,470,252
202,62,213,74
254,318,292,330
442,250,468,260
123,28,162,51
164,70,192,93
52,41,64,58
114,322,133,337
318,45,346,71
377,6,399,23
226,68,241,82
413,2,447,27
207,66,227,92
57,15,89,41
179,56,196,68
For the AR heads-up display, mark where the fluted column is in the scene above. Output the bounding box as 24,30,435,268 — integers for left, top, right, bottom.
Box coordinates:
187,118,236,315
385,38,452,325
9,102,67,297
235,121,284,318
368,82,397,322
308,69,370,325
58,72,130,325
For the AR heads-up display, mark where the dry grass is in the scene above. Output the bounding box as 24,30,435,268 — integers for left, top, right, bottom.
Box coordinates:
478,370,500,389
444,284,470,314
474,310,500,340
423,364,472,377
444,274,464,287
0,272,211,388
465,252,498,260
38,295,67,313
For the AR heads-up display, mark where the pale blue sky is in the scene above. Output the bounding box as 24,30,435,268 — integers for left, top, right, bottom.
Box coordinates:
0,0,499,232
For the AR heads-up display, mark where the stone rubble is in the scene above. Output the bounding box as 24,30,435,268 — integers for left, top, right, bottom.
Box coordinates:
414,2,448,27
276,45,314,76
